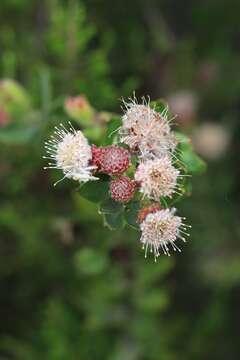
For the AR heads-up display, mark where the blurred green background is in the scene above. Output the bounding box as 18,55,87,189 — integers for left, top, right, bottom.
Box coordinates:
0,0,239,359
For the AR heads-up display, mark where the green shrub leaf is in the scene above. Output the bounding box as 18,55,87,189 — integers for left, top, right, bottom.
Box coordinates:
99,198,123,214
102,211,125,230
104,116,122,145
99,198,125,230
124,201,140,230
175,131,207,174
79,180,109,203
150,99,169,115
181,150,207,174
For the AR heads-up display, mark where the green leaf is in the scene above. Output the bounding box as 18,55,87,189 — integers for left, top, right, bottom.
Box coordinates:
175,131,207,174
79,180,109,203
99,198,125,230
160,197,169,208
124,201,140,230
83,126,104,142
102,211,125,230
184,178,193,195
104,116,122,145
99,198,123,214
174,131,191,145
151,98,170,116
181,150,207,174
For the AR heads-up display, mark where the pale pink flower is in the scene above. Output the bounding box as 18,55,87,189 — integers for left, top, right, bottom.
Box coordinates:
140,208,190,260
135,156,180,200
44,123,97,185
120,98,177,159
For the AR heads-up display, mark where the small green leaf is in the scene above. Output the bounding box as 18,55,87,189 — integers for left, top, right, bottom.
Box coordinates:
124,201,140,230
160,197,169,208
184,178,193,195
99,198,125,230
150,99,169,115
175,131,207,174
83,126,104,142
99,198,123,214
181,150,207,174
79,180,109,203
104,116,122,145
103,211,125,230
175,131,191,146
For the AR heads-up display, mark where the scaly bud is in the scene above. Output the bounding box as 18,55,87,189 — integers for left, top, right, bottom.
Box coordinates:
110,176,136,203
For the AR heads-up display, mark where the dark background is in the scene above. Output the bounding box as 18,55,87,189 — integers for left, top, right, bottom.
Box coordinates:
0,0,239,359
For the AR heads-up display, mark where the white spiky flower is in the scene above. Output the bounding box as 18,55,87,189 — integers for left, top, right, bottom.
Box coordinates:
119,97,177,159
135,156,180,200
140,208,190,260
44,123,97,185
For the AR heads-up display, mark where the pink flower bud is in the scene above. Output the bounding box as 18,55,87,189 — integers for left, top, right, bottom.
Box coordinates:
110,176,136,203
92,145,130,176
64,95,94,127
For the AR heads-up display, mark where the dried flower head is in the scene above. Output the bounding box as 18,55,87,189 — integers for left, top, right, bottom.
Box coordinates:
93,145,130,176
44,123,97,185
91,145,106,170
140,208,190,260
135,156,180,200
110,176,136,203
120,97,177,159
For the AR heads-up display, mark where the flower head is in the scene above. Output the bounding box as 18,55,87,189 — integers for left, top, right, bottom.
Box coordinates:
135,156,179,200
91,144,106,170
44,123,97,185
119,98,177,159
64,95,94,126
139,208,189,260
110,176,136,203
92,145,130,176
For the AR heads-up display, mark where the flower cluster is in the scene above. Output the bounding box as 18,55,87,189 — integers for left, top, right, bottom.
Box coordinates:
119,97,189,260
44,96,191,261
